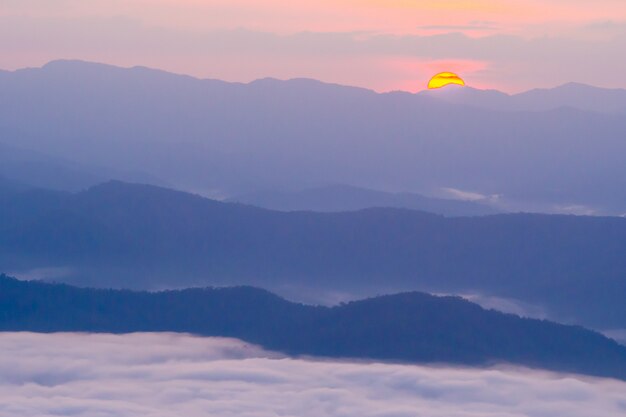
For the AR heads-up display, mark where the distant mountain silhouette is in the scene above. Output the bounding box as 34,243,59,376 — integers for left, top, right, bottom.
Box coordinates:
2,181,626,330
1,60,626,213
512,83,626,114
229,184,499,216
2,274,625,380
420,82,626,114
0,141,166,192
0,142,105,192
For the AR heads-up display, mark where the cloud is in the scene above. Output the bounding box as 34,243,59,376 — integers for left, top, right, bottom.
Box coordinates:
1,14,626,92
7,266,75,281
554,204,598,216
440,187,500,202
460,293,548,319
416,24,498,32
0,332,625,417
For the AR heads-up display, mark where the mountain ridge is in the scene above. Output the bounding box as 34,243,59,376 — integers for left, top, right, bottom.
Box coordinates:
2,59,626,213
228,184,499,216
2,180,626,330
20,59,626,97
2,274,626,381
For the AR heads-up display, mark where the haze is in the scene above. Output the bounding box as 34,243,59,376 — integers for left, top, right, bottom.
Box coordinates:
2,1,626,416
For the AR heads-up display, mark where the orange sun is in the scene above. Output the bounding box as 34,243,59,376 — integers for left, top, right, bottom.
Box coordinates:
428,72,466,89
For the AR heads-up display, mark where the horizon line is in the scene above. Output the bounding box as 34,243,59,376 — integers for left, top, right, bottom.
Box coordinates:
3,58,624,96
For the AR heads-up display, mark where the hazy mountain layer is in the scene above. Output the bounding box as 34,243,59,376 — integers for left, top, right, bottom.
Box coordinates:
0,141,166,192
229,184,499,216
420,82,626,114
1,60,626,213
2,274,625,380
2,181,625,329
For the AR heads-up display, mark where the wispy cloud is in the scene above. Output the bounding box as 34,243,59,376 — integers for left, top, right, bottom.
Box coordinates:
417,23,498,32
461,293,548,319
7,266,74,281
1,12,626,92
0,332,625,417
441,187,500,202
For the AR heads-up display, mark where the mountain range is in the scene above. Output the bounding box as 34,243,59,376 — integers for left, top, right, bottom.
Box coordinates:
228,184,499,216
1,60,626,214
0,141,166,192
2,180,625,330
420,82,626,114
2,274,625,381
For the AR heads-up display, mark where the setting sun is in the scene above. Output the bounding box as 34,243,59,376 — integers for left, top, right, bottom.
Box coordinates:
428,72,466,89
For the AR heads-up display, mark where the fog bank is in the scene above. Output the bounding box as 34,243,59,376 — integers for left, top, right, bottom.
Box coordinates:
1,332,625,416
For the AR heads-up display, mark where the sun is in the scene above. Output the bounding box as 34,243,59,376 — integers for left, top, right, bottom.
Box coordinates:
428,72,466,89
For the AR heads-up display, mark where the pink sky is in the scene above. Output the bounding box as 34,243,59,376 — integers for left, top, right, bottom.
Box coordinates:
1,0,625,92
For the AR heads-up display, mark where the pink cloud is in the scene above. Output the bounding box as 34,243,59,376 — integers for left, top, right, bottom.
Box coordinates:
1,1,626,92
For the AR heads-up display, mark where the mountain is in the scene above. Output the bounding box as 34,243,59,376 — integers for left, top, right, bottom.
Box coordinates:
0,142,105,192
420,82,626,114
2,180,626,330
419,84,511,110
1,60,626,213
0,181,67,227
512,83,626,114
2,274,625,380
0,141,166,192
228,184,499,216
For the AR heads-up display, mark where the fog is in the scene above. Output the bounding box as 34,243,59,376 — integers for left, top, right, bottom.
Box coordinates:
1,332,625,417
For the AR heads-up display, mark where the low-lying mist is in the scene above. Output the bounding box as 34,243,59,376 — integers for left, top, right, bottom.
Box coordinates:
1,332,624,417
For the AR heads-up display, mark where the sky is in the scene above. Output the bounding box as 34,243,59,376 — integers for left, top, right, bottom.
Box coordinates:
1,1,625,92
1,332,625,417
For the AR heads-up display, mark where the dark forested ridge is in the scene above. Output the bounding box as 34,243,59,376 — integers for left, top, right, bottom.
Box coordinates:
1,274,626,380
2,181,626,329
